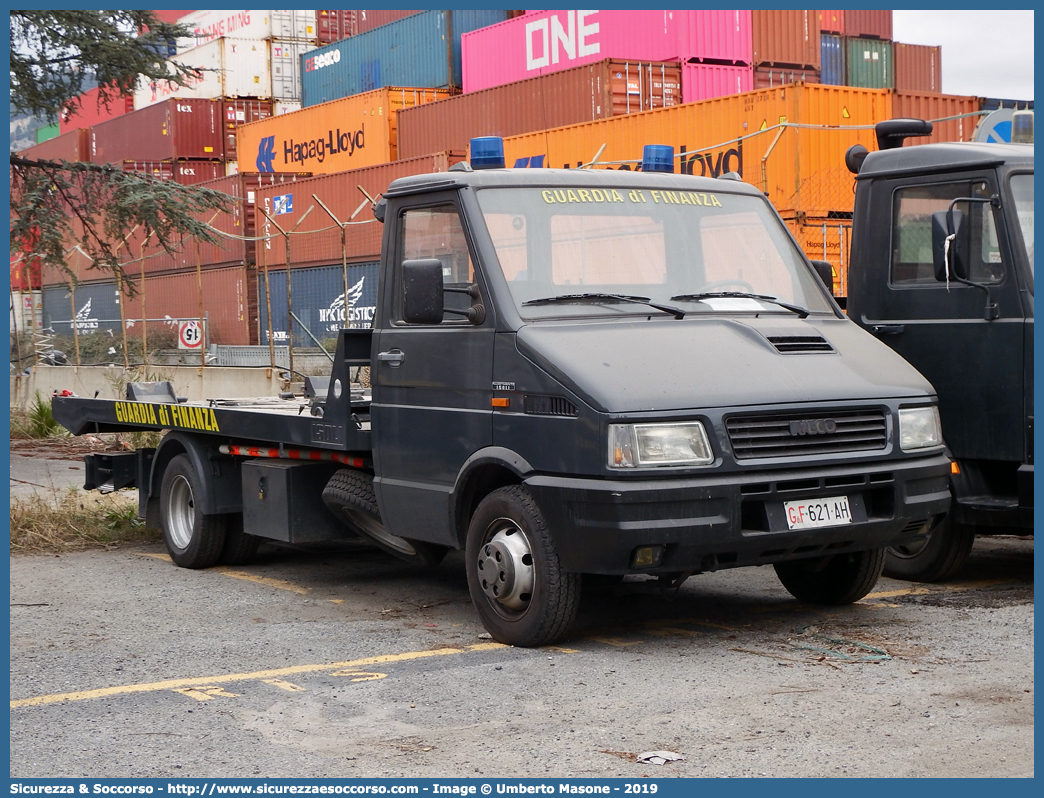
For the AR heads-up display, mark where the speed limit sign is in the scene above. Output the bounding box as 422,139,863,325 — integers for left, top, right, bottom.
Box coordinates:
178,320,204,349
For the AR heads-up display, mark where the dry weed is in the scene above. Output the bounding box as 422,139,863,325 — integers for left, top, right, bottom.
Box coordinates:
10,489,162,553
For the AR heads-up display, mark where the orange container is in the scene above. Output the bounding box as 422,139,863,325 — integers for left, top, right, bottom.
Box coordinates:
892,91,979,144
502,82,891,217
237,87,449,174
255,152,465,270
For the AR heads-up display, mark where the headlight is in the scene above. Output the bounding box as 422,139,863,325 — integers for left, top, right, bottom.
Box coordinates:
608,422,714,468
898,406,943,451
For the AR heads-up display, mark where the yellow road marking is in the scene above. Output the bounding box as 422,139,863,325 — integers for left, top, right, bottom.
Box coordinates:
590,637,643,647
11,643,505,709
262,679,306,692
172,686,240,701
330,670,387,682
139,553,171,561
214,568,309,595
863,578,1019,602
645,626,704,637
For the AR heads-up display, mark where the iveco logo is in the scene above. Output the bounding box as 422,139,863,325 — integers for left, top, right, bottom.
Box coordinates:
789,419,838,436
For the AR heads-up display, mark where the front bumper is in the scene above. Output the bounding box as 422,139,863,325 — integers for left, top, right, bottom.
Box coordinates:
525,454,951,574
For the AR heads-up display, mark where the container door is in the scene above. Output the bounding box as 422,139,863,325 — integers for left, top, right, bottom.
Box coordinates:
370,195,494,546
857,173,1026,463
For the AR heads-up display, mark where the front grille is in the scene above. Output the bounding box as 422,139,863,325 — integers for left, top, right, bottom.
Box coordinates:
767,334,834,353
524,394,578,417
727,409,888,459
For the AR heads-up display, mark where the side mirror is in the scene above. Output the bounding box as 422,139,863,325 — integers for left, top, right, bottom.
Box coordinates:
402,259,445,324
810,260,835,294
932,209,966,281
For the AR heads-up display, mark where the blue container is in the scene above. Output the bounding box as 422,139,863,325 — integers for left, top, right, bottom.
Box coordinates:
259,263,381,345
301,9,508,107
43,282,122,338
979,97,1034,112
820,34,845,86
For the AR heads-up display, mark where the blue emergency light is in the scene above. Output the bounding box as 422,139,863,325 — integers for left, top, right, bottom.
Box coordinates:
470,137,505,170
642,144,675,174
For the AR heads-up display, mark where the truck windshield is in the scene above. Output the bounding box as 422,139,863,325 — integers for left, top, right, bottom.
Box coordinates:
475,186,833,320
1010,173,1034,279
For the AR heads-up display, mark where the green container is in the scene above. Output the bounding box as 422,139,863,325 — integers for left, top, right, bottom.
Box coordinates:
846,37,893,89
35,122,60,144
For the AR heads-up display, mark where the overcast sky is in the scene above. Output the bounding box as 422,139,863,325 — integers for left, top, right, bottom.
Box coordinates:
893,10,1033,100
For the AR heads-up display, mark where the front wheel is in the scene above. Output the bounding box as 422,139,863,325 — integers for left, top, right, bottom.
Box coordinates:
160,453,227,569
884,516,975,582
465,486,581,647
774,548,885,605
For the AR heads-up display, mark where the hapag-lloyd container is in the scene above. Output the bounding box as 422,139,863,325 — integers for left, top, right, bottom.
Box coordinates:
752,10,820,69
301,10,508,105
397,60,683,161
501,83,891,215
176,9,317,52
133,38,272,110
894,43,942,93
59,87,134,134
254,152,465,270
18,128,89,162
461,10,752,93
90,99,223,163
892,92,979,144
238,87,449,174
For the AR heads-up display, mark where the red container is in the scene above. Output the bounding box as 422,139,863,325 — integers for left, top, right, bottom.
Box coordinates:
682,64,754,103
59,87,134,134
398,60,682,161
355,10,420,35
255,153,465,270
818,10,845,35
148,10,194,25
90,99,223,164
222,98,274,161
892,92,978,144
122,160,225,185
845,10,892,41
754,65,821,90
752,10,820,69
17,129,89,162
317,10,356,43
894,43,942,94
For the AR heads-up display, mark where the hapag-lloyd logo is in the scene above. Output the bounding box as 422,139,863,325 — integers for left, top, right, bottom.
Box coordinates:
319,278,375,330
515,142,743,178
525,10,600,71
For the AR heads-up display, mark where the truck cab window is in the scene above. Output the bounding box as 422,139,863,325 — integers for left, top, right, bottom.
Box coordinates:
1009,173,1034,278
891,181,1003,285
400,205,477,322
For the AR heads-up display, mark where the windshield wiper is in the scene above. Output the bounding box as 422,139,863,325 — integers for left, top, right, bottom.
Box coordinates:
670,291,810,319
524,293,686,319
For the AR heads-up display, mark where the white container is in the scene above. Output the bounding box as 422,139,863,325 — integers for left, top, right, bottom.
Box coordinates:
274,101,302,115
225,161,240,176
270,40,311,101
176,9,318,52
134,38,273,109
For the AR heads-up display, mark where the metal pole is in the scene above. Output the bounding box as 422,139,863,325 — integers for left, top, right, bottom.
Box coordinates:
311,194,350,333
839,224,846,296
68,278,80,366
140,236,149,368
261,231,275,371
195,239,205,369
284,228,294,381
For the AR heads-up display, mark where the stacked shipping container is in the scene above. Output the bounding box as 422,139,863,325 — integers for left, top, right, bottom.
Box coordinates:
751,10,820,86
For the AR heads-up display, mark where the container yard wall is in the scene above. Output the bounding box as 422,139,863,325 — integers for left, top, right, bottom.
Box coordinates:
462,10,751,93
133,38,272,109
239,87,448,174
892,92,980,144
818,10,845,35
254,152,465,269
752,10,820,69
90,99,223,163
397,60,682,160
683,64,753,103
847,37,894,89
18,129,89,162
223,99,273,161
356,10,420,35
317,10,356,43
258,262,381,345
301,10,508,105
59,87,134,134
820,34,845,85
176,9,318,52
753,66,820,90
844,10,892,40
501,83,891,217
894,43,942,93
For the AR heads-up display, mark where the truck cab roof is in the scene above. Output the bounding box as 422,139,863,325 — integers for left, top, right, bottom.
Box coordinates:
857,141,1034,180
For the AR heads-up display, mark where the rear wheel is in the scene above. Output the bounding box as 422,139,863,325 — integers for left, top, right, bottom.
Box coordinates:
219,513,262,566
465,486,581,647
322,469,447,567
774,548,885,605
884,516,975,582
160,454,227,569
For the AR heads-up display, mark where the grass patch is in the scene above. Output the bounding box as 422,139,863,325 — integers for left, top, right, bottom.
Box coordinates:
10,392,68,439
10,490,163,553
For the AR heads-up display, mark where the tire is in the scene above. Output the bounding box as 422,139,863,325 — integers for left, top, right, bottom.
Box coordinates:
160,453,227,569
219,513,262,566
322,469,448,567
884,516,975,582
465,485,582,647
774,548,885,605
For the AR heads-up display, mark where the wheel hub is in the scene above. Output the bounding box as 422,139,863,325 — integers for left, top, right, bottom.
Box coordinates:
476,522,534,612
167,474,195,550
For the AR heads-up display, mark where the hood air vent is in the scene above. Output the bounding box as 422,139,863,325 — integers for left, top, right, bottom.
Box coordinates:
767,335,834,354
524,395,578,417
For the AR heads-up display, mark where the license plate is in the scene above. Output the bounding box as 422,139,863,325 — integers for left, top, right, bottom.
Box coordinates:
784,495,853,530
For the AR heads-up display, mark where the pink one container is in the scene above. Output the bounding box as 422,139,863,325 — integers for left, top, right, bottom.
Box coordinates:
462,9,752,92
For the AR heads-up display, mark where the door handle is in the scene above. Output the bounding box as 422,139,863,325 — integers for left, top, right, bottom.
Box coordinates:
377,349,404,366
872,324,905,335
